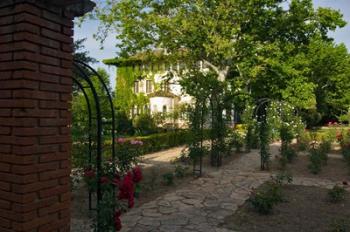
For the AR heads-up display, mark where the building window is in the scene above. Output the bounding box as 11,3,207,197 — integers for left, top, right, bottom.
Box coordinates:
161,81,170,92
163,105,167,113
146,80,152,93
134,81,139,93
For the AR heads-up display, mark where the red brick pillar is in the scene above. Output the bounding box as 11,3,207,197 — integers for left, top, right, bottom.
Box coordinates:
0,0,94,231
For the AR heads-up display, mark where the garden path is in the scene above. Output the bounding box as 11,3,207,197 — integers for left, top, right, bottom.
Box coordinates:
121,144,350,232
140,146,186,167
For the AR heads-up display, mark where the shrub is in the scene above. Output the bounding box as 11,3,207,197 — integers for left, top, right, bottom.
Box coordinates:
308,148,323,174
116,111,134,135
174,165,188,178
230,130,245,153
297,131,311,151
328,185,346,203
249,173,292,214
320,139,332,154
162,172,174,186
249,182,283,214
133,113,157,135
280,145,297,169
319,140,331,165
249,190,275,214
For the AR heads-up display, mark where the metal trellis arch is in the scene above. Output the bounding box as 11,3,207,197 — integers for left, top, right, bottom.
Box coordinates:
72,60,116,230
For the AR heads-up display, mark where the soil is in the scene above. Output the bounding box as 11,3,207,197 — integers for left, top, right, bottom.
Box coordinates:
222,185,350,232
269,154,350,182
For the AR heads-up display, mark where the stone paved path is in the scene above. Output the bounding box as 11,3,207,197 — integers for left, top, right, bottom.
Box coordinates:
72,143,350,231
120,144,350,232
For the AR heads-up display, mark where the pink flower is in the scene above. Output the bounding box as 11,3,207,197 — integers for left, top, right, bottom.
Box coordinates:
116,138,127,144
130,140,143,146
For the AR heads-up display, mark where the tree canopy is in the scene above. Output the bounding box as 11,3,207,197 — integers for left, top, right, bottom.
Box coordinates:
90,0,349,120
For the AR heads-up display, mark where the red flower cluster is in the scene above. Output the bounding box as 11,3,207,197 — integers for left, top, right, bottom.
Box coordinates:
118,172,135,208
84,168,95,178
132,166,143,183
114,210,122,231
100,176,110,184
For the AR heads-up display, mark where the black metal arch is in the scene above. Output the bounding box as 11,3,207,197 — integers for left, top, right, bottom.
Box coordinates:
72,60,116,230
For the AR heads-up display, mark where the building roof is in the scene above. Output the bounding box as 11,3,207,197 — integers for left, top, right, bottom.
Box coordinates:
148,90,179,99
43,0,95,16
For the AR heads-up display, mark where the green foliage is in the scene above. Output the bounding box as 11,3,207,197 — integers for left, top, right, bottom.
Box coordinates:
72,68,113,169
229,130,245,153
338,112,350,125
306,39,350,121
301,109,322,129
328,185,346,203
297,132,311,151
248,190,275,215
116,110,134,135
116,140,143,173
259,121,271,170
319,140,331,164
174,165,188,179
249,172,292,214
73,38,97,64
308,147,323,174
106,130,211,157
162,172,174,186
133,113,157,136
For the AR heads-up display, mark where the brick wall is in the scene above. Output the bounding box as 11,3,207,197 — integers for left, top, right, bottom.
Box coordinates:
0,0,92,231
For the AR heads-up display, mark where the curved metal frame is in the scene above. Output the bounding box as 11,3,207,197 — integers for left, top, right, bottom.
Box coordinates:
72,60,116,231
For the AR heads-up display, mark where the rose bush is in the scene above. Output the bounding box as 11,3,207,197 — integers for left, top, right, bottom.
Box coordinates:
84,139,144,231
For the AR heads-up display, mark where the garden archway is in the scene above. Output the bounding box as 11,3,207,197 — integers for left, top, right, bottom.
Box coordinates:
72,60,117,229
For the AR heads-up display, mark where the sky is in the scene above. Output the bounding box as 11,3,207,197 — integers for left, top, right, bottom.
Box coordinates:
74,0,350,89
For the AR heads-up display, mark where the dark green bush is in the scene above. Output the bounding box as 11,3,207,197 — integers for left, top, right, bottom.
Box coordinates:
308,148,323,174
133,113,157,135
174,165,188,178
116,111,134,135
249,173,292,214
230,131,244,153
328,185,346,203
134,130,211,154
162,172,174,185
249,182,283,214
319,140,331,164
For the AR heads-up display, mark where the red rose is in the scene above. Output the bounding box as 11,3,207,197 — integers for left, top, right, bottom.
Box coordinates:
100,176,109,184
118,172,134,200
84,168,95,178
113,175,121,186
132,166,143,183
128,196,135,208
114,211,122,231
